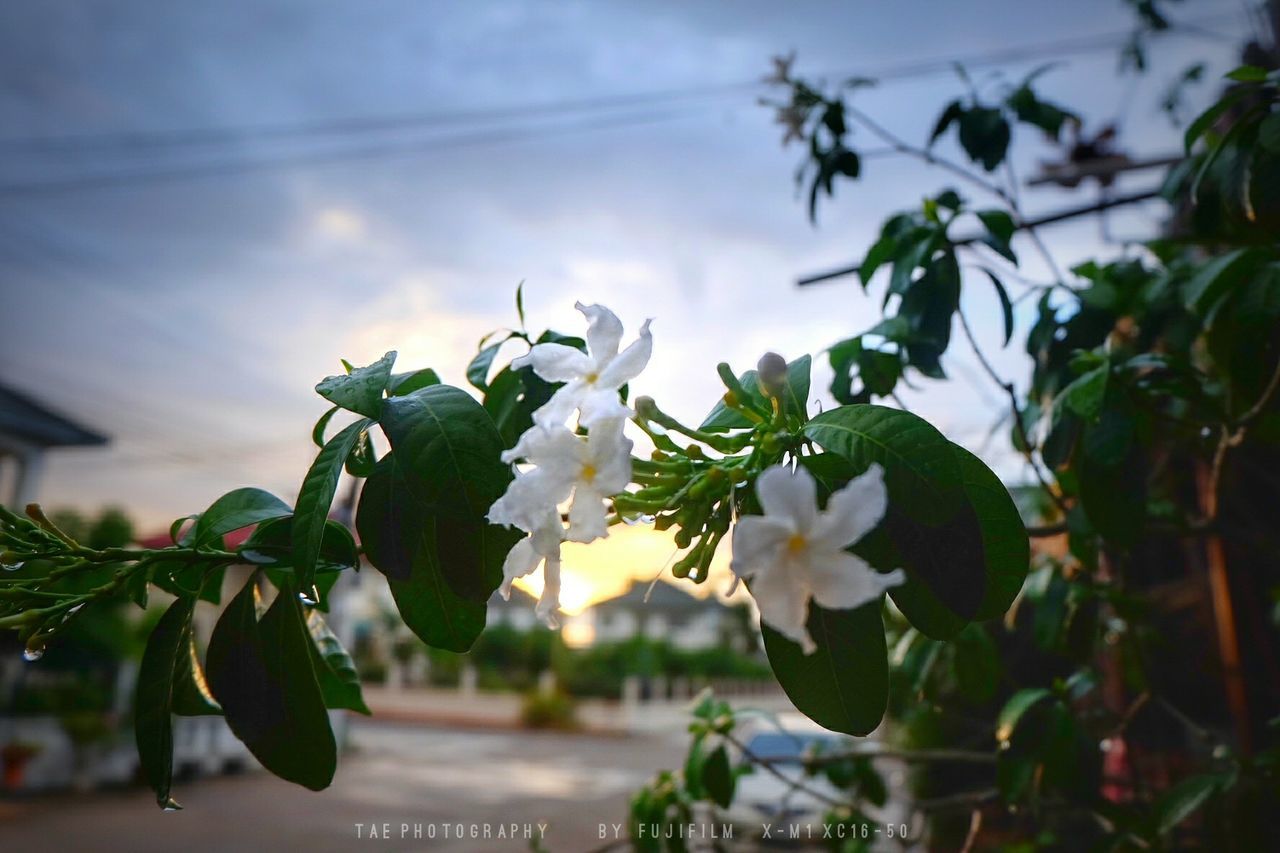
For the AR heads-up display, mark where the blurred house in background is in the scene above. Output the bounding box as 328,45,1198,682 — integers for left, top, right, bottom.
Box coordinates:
0,382,106,508
586,581,746,651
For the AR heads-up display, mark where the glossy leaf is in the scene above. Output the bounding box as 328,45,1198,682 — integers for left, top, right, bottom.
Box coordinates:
306,610,370,715
804,405,985,636
136,596,215,809
702,744,734,808
953,443,1029,621
315,351,396,418
378,384,515,601
294,419,369,592
190,488,291,547
356,454,494,651
762,599,889,736
205,576,337,791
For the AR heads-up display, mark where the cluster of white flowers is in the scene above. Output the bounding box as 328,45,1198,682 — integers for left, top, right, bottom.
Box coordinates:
487,302,652,625
730,463,904,653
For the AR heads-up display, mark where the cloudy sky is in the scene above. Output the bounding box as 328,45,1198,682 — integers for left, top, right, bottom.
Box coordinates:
0,0,1254,601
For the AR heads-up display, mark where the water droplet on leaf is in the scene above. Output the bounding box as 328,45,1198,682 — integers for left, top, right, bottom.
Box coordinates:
2,561,24,572
298,586,319,606
23,645,44,662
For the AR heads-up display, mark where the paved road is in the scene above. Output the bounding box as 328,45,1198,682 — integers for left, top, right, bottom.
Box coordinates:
0,719,689,852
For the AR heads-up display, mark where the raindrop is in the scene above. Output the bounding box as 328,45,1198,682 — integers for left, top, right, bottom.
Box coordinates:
623,514,656,526
161,798,183,812
998,739,1012,752
298,586,319,607
1099,738,1114,753
23,645,44,662
2,561,23,572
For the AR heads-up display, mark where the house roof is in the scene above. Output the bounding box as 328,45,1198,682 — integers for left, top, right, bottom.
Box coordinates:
592,579,718,614
0,382,108,448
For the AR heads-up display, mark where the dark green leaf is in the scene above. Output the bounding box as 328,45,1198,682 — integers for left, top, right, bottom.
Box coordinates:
191,488,291,547
305,610,370,715
703,744,734,808
294,419,369,592
315,351,396,418
996,687,1052,743
1061,366,1108,421
952,625,999,703
378,385,516,601
981,269,1015,345
1156,774,1221,835
356,454,496,651
1184,248,1267,318
388,368,441,396
977,210,1018,264
1225,64,1268,82
467,339,506,392
958,107,1010,171
311,406,339,448
136,596,218,809
929,100,964,145
762,599,889,736
953,443,1029,621
1184,87,1251,153
804,405,985,635
205,577,337,791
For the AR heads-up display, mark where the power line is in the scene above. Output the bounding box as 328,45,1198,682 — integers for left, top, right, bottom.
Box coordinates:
0,16,1232,156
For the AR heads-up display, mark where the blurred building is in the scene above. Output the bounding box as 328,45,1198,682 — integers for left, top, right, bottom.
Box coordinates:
585,581,739,651
0,382,107,508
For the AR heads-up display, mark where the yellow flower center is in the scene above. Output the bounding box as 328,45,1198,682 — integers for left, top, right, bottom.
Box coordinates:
786,533,808,555
585,372,599,385
581,464,597,483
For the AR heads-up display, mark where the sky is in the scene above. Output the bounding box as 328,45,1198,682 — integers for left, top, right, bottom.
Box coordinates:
0,1,1257,609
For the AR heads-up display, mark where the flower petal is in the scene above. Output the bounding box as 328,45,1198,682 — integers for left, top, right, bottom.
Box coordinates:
566,485,609,543
729,515,792,578
488,467,574,532
596,319,652,388
576,301,624,360
511,343,593,383
755,464,818,533
808,551,905,611
749,557,815,654
577,388,630,428
499,537,539,599
535,554,562,627
530,382,587,429
810,464,888,551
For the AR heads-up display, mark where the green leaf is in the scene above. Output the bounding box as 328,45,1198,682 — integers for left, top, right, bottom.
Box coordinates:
315,351,396,418
952,443,1029,621
344,426,377,477
135,596,218,809
311,406,339,448
1078,443,1145,546
1061,366,1108,421
388,368,441,397
467,339,506,392
484,365,558,447
305,610,370,715
356,454,495,652
205,577,337,791
1184,87,1251,152
952,625,999,703
977,210,1017,264
804,405,985,636
190,488,291,547
762,599,888,736
929,100,964,145
515,282,527,329
981,269,1015,346
701,356,811,431
996,687,1052,743
1225,64,1268,82
703,744,734,808
1184,248,1268,318
378,385,516,601
1156,774,1221,835
294,419,370,592
958,107,1010,171
240,516,358,572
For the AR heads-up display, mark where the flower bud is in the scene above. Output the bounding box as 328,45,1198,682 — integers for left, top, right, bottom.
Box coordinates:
756,352,788,399
634,396,659,419
686,444,705,460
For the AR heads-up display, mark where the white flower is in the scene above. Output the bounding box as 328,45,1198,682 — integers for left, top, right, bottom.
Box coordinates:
511,302,652,429
489,420,632,544
730,463,904,654
498,510,564,627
